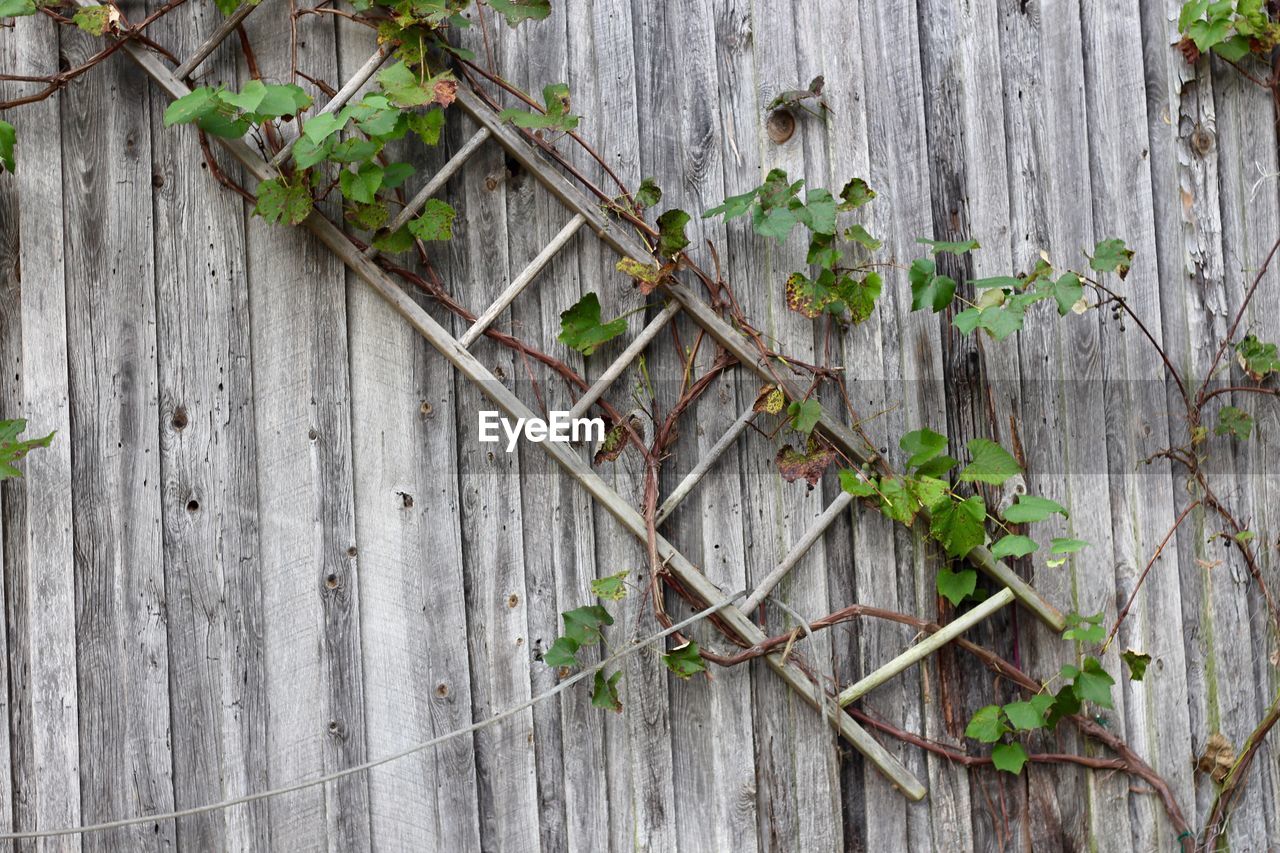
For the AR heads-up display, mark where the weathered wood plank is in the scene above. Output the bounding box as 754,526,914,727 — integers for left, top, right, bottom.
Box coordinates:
334,24,483,852
237,12,371,850
147,2,270,849
1079,2,1196,849
1,19,82,852
994,1,1111,847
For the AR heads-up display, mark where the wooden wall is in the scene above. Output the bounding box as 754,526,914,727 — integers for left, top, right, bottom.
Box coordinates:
1,0,1278,849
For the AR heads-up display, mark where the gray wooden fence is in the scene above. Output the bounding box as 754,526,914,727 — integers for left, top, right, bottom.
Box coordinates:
2,0,1279,850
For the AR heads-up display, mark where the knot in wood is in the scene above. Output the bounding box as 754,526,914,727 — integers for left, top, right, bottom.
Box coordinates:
766,109,796,144
1190,125,1215,157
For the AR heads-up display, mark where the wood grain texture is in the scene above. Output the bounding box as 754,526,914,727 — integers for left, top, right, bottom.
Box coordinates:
238,11,371,850
2,17,82,853
147,2,271,849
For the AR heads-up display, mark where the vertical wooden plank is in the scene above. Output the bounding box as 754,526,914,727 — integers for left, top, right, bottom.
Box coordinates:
1137,2,1272,844
1079,2,1196,848
335,24,483,852
914,0,1017,847
1,19,80,852
853,1,941,848
446,21,541,846
57,19,175,852
239,11,371,850
146,2,270,849
994,1,1114,847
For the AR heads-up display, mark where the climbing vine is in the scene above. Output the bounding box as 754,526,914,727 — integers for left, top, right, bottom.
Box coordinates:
2,0,1280,849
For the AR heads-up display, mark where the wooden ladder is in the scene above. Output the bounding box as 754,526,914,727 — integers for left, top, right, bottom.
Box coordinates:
91,9,1071,802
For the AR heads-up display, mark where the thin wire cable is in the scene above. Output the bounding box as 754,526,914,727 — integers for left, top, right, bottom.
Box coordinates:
0,591,745,841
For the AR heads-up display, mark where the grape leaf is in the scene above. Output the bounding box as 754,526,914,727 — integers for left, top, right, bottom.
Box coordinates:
0,419,54,481
960,438,1021,486
1049,537,1090,555
900,428,948,469
753,384,786,415
633,177,662,210
965,705,1007,743
918,237,980,255
542,636,580,669
487,0,551,26
558,292,627,356
591,670,623,712
787,399,822,436
909,258,957,313
1122,649,1151,681
591,570,629,601
499,82,580,131
703,187,758,220
845,223,882,251
339,162,384,204
776,442,836,487
656,208,690,257
72,4,116,36
408,109,445,146
662,641,708,680
1052,272,1084,316
373,224,414,254
254,177,312,226
1004,696,1053,731
936,567,978,607
0,0,36,15
562,604,613,646
302,112,345,143
1002,495,1069,523
1215,405,1253,440
1090,238,1134,278
837,177,876,210
1236,335,1279,380
838,468,877,497
1071,657,1115,708
407,199,456,241
0,120,14,174
930,496,987,559
164,87,220,127
991,534,1038,559
991,742,1028,775
1062,610,1105,644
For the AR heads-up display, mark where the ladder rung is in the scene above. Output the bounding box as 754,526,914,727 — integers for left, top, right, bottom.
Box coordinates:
271,46,391,167
567,301,680,422
740,490,855,614
365,126,491,259
655,402,756,525
838,587,1015,706
173,0,265,79
458,213,586,348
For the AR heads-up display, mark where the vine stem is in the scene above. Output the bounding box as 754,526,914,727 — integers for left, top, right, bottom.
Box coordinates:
1201,687,1280,850
1101,499,1199,655
1196,231,1280,406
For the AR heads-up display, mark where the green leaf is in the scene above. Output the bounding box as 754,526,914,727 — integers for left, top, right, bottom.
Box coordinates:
345,201,388,231
254,177,312,226
591,670,623,712
1004,696,1052,731
799,188,838,235
845,223,882,251
0,0,37,16
1215,406,1253,440
0,120,14,174
1049,537,1090,555
220,79,267,113
372,224,414,254
1213,34,1254,61
0,419,54,481
960,438,1021,486
787,399,822,436
1235,530,1257,543
634,177,662,210
486,0,551,25
558,292,627,356
662,641,708,680
703,188,758,220
1235,335,1280,380
877,476,923,525
918,237,980,255
837,177,876,210
329,137,381,164
656,209,691,257
900,428,948,470
562,604,614,646
909,258,957,313
991,535,1038,559
379,62,459,109
991,742,1028,775
838,468,877,497
72,4,114,36
915,453,959,479
382,162,415,190
936,567,978,607
499,82,580,131
1062,610,1105,644
250,83,311,119
1002,495,1069,523
965,705,1007,743
408,109,446,146
407,199,456,242
291,135,332,169
930,496,987,559
302,112,345,143
339,162,384,204
591,570,629,601
1052,272,1084,315
751,204,800,242
1089,238,1134,278
1072,657,1115,708
543,636,580,668
164,87,220,127
1045,684,1082,728
1122,649,1151,681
